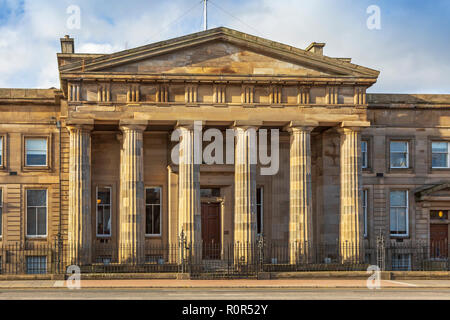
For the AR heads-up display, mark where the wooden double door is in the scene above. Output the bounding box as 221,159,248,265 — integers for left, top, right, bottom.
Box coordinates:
201,202,221,260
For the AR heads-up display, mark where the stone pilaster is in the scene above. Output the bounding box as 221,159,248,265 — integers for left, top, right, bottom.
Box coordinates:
119,123,146,264
287,123,315,264
68,124,93,265
234,123,259,263
338,122,369,263
177,123,202,261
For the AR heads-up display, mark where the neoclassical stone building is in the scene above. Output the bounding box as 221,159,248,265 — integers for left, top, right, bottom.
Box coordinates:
0,28,449,269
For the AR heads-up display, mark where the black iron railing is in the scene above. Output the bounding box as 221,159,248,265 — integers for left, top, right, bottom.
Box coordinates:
0,239,449,275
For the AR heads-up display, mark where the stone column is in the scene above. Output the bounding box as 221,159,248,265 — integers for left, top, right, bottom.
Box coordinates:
233,122,259,263
287,122,316,264
338,121,369,263
177,122,202,262
68,124,93,265
118,123,146,264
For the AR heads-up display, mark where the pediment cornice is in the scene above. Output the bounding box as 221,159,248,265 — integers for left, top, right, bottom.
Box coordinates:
59,27,380,79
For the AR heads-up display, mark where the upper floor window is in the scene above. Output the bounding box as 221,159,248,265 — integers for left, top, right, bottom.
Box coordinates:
26,189,47,237
256,187,263,235
362,189,368,237
390,141,409,169
361,140,368,169
25,138,47,167
432,142,450,168
146,187,161,236
96,187,111,237
390,190,408,237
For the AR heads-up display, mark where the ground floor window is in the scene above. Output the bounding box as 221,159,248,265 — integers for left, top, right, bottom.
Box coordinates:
26,256,47,274
390,190,409,236
362,189,368,237
391,253,411,271
26,189,47,237
256,187,263,235
96,187,112,237
146,187,161,236
0,188,3,237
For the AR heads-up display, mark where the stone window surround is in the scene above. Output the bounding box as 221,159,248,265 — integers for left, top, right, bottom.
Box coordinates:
21,134,52,172
386,136,415,173
145,186,163,238
362,189,369,238
25,187,48,239
96,185,112,238
361,135,373,173
388,188,411,238
428,137,450,172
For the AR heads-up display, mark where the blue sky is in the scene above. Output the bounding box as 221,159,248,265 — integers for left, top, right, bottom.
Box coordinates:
0,0,449,93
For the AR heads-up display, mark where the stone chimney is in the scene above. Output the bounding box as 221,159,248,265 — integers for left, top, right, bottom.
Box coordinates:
60,35,75,54
306,42,325,55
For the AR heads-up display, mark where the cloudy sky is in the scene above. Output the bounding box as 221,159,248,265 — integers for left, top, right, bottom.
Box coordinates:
0,0,449,93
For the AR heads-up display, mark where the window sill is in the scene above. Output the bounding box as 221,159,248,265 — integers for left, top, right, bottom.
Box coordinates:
145,235,162,238
26,236,47,240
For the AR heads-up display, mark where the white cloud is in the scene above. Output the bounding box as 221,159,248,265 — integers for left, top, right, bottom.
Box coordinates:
0,0,448,93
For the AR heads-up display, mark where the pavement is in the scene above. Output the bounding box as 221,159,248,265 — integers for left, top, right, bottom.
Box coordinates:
1,279,450,289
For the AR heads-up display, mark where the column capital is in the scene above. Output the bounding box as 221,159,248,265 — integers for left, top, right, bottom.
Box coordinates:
176,120,204,130
284,120,318,133
338,121,370,133
119,120,147,132
232,120,262,130
66,124,93,133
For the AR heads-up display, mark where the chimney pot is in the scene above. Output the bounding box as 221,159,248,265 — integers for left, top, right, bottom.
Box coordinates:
306,42,325,55
60,35,75,54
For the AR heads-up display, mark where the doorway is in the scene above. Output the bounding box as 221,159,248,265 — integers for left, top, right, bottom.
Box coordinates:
201,202,221,260
430,224,448,259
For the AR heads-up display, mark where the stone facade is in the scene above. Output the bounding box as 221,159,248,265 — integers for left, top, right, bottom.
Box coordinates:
0,28,449,266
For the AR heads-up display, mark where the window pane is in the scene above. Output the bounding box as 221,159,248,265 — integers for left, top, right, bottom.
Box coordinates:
146,188,160,205
390,191,406,206
0,137,2,165
257,205,262,234
26,139,47,151
390,153,407,168
153,205,161,234
37,207,47,235
26,139,47,166
390,141,407,152
432,142,448,153
27,207,37,236
432,153,448,168
97,188,110,204
256,188,262,204
390,208,398,233
397,208,407,233
97,207,104,235
103,206,111,235
361,141,367,152
146,206,153,234
27,190,46,206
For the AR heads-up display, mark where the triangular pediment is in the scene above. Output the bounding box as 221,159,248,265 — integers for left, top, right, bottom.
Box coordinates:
59,27,379,78
415,183,450,200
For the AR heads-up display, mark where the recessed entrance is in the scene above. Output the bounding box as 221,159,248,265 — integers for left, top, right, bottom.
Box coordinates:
430,224,448,259
201,202,221,260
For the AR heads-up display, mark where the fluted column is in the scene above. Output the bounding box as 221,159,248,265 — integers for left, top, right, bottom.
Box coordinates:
177,123,202,262
339,123,367,263
119,123,146,264
234,124,258,263
68,124,93,265
288,124,315,264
